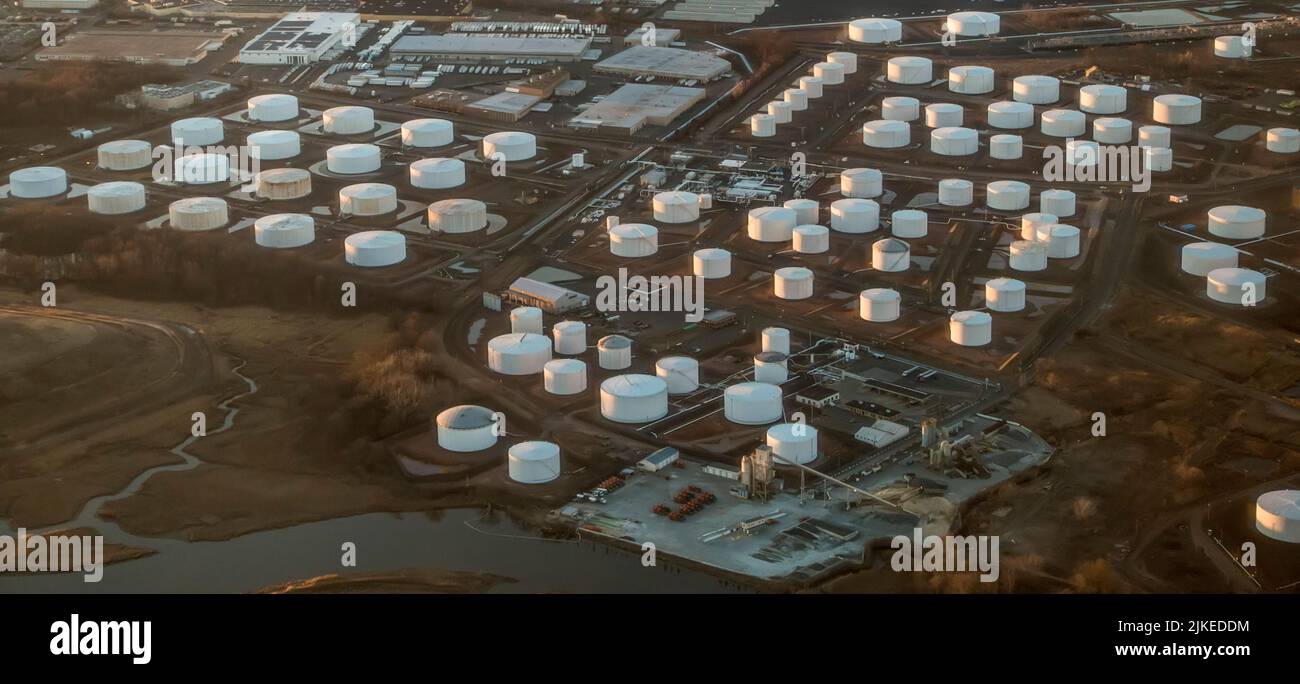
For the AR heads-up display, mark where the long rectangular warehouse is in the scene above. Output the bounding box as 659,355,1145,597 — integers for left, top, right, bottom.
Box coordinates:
390,34,593,62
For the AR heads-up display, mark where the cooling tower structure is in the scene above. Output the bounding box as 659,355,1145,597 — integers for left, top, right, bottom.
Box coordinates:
783,199,819,226
1266,128,1300,154
841,167,883,198
1145,146,1173,172
1139,125,1172,149
173,153,229,185
987,181,1031,211
849,17,902,43
783,88,809,111
762,327,790,355
774,267,814,300
1041,109,1086,137
597,334,633,370
813,61,845,86
248,130,301,160
949,66,995,95
827,51,858,74
656,356,700,394
1206,267,1267,305
654,191,701,223
551,320,587,355
925,103,964,129
428,198,487,233
97,140,152,171
766,423,818,465
168,197,228,232
609,223,659,257
1255,490,1300,543
487,333,552,375
1013,75,1060,105
1208,205,1266,239
987,101,1034,129
510,306,544,334
435,405,497,452
171,117,223,147
860,288,901,322
252,213,314,249
1180,242,1238,276
1010,240,1048,271
724,382,783,425
339,183,398,216
798,76,824,99
794,224,830,253
327,143,382,175
754,351,789,384
87,181,146,215
410,158,466,189
947,11,1000,36
1079,84,1127,114
508,441,561,484
482,131,537,161
990,134,1024,160
862,120,911,148
830,198,880,233
247,94,299,122
748,206,797,242
1214,35,1252,59
882,96,920,121
1020,212,1059,240
322,106,374,135
1093,117,1134,144
1040,189,1077,217
872,238,911,272
600,374,669,423
693,248,732,279
1036,224,1081,259
938,179,974,207
931,127,979,156
949,310,993,347
256,168,311,200
767,100,794,124
887,56,933,84
401,119,454,147
543,358,587,395
985,277,1026,312
750,113,777,137
1153,94,1202,125
345,230,406,267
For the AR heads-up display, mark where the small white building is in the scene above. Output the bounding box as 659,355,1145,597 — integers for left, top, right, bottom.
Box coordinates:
637,447,679,472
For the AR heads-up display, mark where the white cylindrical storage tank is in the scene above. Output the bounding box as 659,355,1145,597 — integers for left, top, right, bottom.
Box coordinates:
1035,223,1081,259
753,351,788,384
401,118,454,147
1214,35,1251,59
1079,84,1127,114
173,153,229,184
797,76,824,99
987,101,1034,130
949,310,993,347
96,140,152,171
606,216,620,231
947,11,1000,36
783,88,809,111
1145,146,1173,172
751,113,777,137
938,179,974,207
247,94,299,122
724,382,783,425
482,131,537,161
766,423,817,465
693,248,732,279
891,210,927,239
253,213,314,249
872,238,910,272
987,180,1031,211
256,168,312,200
881,96,920,121
793,224,830,254
551,320,587,355
655,356,700,394
1180,242,1238,276
862,120,911,149
171,117,223,146
597,335,633,370
827,51,857,74
762,327,790,355
948,66,994,95
544,358,587,395
887,56,932,85
428,198,487,233
508,441,561,483
1206,267,1266,305
925,103,964,129
1066,139,1100,168
1266,128,1300,154
168,197,228,232
487,333,551,375
841,167,882,198
1208,205,1266,240
1139,125,1172,149
699,194,713,210
1013,75,1060,105
859,288,901,322
1153,94,1202,125
931,127,978,156
248,130,301,160
1093,117,1133,144
345,230,406,267
985,277,1026,313
1041,109,1086,137
600,374,668,423
435,405,498,452
1255,491,1300,543
748,206,797,242
339,183,398,216
1040,189,1076,217
86,181,146,215
767,100,794,124
654,191,701,223
830,198,879,234
510,306,544,334
322,106,374,135
1020,212,1059,241
609,223,659,257
327,143,381,174
990,134,1024,160
1010,240,1048,271
774,266,814,300
813,61,845,86
849,17,902,44
783,199,819,226
410,158,466,189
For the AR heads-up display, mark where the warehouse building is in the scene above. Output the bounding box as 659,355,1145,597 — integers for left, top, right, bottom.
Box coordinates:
37,30,230,66
390,34,593,62
22,0,97,8
570,84,705,134
239,12,360,65
503,277,590,314
595,45,731,81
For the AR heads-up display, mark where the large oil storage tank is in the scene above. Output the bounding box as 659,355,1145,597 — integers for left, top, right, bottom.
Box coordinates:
510,306,544,334
1009,240,1048,271
551,320,587,355
767,100,794,124
1255,490,1300,543
173,153,229,184
931,127,978,156
656,356,700,394
600,374,669,423
724,382,784,425
813,61,845,86
754,351,788,384
482,131,537,161
487,332,551,375
253,213,315,249
938,178,974,206
508,441,561,484
401,118,454,147
925,103,964,128
327,143,381,174
1040,189,1076,217
774,266,814,299
948,66,995,94
762,327,791,355
797,76,824,99
887,56,932,84
1139,125,1172,149
597,334,633,370
345,230,406,267
86,181,145,215
654,191,701,223
1266,128,1300,154
949,310,993,346
985,277,1026,312
1180,242,1238,276
1036,223,1081,259
1041,109,1086,137
435,405,498,452
872,238,911,272
881,96,920,121
1214,34,1252,58
986,180,1031,211
256,168,311,200
862,120,911,148
693,248,732,278
171,117,223,146
1066,139,1101,167
248,130,301,160
168,197,228,231
428,198,487,233
323,106,374,135
987,101,1034,129
1153,94,1202,125
1013,75,1060,105
860,288,901,322
410,158,466,189
748,206,797,242
750,113,777,137
793,224,830,253
339,183,398,216
830,198,880,233
841,167,883,198
827,51,858,74
1020,212,1059,240
97,140,152,171
544,358,587,395
990,134,1024,160
783,199,819,225
947,10,1000,36
247,94,299,122
1093,117,1133,144
766,423,818,465
1208,205,1266,239
1145,146,1173,172
783,88,809,111
1079,84,1127,114
609,223,659,256
891,209,928,238
1206,267,1266,305
849,18,902,43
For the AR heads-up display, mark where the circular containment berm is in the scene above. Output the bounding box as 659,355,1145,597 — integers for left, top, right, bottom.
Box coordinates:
508,441,561,484
860,288,901,322
410,158,466,189
600,374,669,424
168,197,228,232
9,167,68,198
482,131,537,161
543,358,587,395
339,183,398,216
435,404,498,452
323,106,374,135
345,230,407,268
949,310,993,347
487,332,552,375
766,423,817,465
401,118,454,147
257,168,312,200
724,382,784,425
428,198,487,234
656,356,700,394
254,213,315,249
87,181,146,215
1255,490,1300,543
247,94,299,122
597,334,633,370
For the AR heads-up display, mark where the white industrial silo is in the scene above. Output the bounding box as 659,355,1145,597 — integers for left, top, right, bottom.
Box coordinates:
428,198,487,233
891,210,927,239
597,334,633,370
748,206,797,242
1040,189,1076,217
1010,240,1048,271
931,127,978,156
401,118,454,147
783,88,809,111
987,101,1034,129
435,405,498,452
339,183,398,216
327,143,381,174
762,327,790,354
1180,242,1238,276
887,56,932,85
848,17,902,43
171,117,223,146
724,382,784,425
1255,490,1300,543
949,310,993,346
609,223,659,257
841,167,882,198
253,214,315,249
1035,224,1081,259
1144,146,1173,172
750,113,777,137
1093,118,1133,144
1206,267,1267,305
766,423,817,465
600,374,669,423
247,94,299,122
510,306,544,334
87,181,146,215
1208,205,1266,239
985,277,1026,312
813,61,845,86
774,267,814,300
410,158,466,189
97,140,152,171
1041,109,1086,137
798,76,824,99
1013,75,1060,105
990,134,1024,160
754,351,789,384
323,106,374,135
767,100,794,124
1214,35,1252,59
544,358,587,395
830,198,880,233
938,179,974,207
872,238,911,272
508,441,561,484
693,248,732,279
986,181,1031,211
1079,84,1127,114
949,66,995,94
1138,125,1172,149
551,320,587,355
1266,128,1300,154
173,153,229,185
656,356,700,394
345,230,407,267
783,199,819,226
925,103,964,128
482,131,537,161
1020,212,1059,240
654,191,701,223
860,288,901,322
248,130,301,160
793,224,830,254
487,333,552,375
1153,94,1202,125
862,120,911,149
168,197,228,231
946,11,1000,36
1066,139,1100,168
256,168,312,200
881,96,921,121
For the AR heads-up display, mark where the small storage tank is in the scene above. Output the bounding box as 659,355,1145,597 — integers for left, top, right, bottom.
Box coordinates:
401,118,454,147
97,140,152,171
1138,125,1172,149
551,320,587,355
1020,212,1059,240
171,117,223,146
925,103,964,128
783,88,809,111
762,327,791,354
1013,75,1060,105
339,183,398,216
600,374,669,423
774,266,814,300
345,230,406,267
248,130,301,160
872,238,911,272
830,198,880,233
862,120,911,149
754,351,789,384
987,101,1034,129
849,17,902,43
1066,139,1100,167
813,61,845,85
1214,35,1252,59
793,224,830,253
938,179,974,207
597,334,633,370
654,191,701,223
487,333,552,375
989,134,1024,160
322,106,374,135
767,100,794,124
256,168,312,200
1206,267,1267,305
1208,205,1266,239
410,158,466,189
986,180,1031,211
750,113,777,137
1035,224,1081,259
841,167,883,198
985,277,1026,312
168,197,228,232
827,51,858,74
86,181,146,215
947,10,1000,36
510,306,544,334
254,213,314,249
1041,109,1086,137
1255,490,1300,543
1039,189,1076,217
797,76,824,99
173,153,229,184
327,143,381,174
887,56,932,85
1266,127,1300,154
931,127,978,156
881,96,921,121
436,405,498,452
693,248,732,279
508,441,561,484
860,288,901,322
891,210,928,239
1144,146,1173,172
748,206,797,242
724,382,784,425
609,223,659,257
1093,117,1133,144
1153,94,1202,125
481,131,537,161
949,310,993,347
1079,84,1127,114
1010,240,1048,271
428,198,487,233
949,65,995,94
783,199,819,226
1180,242,1238,276
247,94,299,122
766,423,818,465
543,359,588,395
656,356,700,394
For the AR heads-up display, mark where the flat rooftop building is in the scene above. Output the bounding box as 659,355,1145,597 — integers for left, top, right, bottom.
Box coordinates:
465,92,541,122
595,45,731,81
504,277,590,314
239,12,360,65
570,84,705,134
36,29,230,66
390,34,593,62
